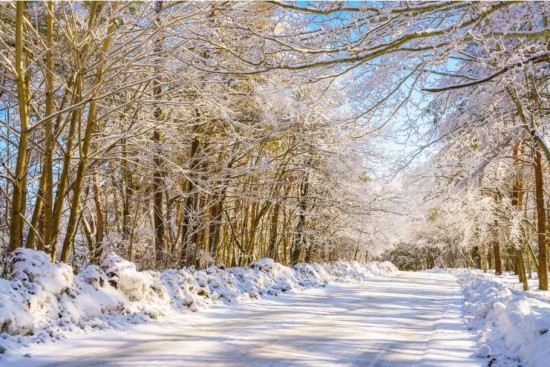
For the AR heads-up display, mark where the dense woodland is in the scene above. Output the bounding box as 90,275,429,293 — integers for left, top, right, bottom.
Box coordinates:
0,1,549,290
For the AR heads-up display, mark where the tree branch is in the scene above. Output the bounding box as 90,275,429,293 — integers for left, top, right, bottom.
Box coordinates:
423,52,550,93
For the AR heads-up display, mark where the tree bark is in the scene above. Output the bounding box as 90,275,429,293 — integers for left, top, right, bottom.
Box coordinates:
50,74,82,262
291,172,309,265
42,0,56,249
151,1,167,268
9,2,30,253
208,190,226,264
60,3,116,263
26,1,56,251
268,203,280,260
92,174,105,262
533,143,548,290
152,129,166,266
493,222,503,275
512,141,528,289
180,118,201,266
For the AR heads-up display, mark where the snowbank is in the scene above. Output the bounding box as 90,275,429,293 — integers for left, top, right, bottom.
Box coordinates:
0,249,396,353
457,269,550,367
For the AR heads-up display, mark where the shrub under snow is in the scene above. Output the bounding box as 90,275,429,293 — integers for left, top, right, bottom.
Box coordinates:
0,248,397,352
457,269,550,367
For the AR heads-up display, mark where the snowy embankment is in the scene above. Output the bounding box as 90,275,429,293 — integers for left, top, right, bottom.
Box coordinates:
457,269,550,367
0,248,396,354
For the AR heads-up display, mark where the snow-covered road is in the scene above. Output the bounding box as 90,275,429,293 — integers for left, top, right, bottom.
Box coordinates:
5,272,480,367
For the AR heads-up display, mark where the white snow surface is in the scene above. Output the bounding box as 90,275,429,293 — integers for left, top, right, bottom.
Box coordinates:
0,248,397,358
1,269,479,366
456,269,550,367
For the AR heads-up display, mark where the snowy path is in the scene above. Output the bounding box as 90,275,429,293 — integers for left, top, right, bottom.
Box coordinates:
4,272,479,367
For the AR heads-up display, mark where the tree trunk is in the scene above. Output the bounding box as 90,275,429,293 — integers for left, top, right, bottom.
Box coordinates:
165,192,178,266
526,245,532,279
50,75,82,262
121,137,134,242
60,3,116,263
291,173,309,265
152,129,166,266
268,203,280,260
512,141,528,288
493,221,503,275
533,144,548,290
92,174,104,262
208,190,226,264
516,249,529,290
180,124,201,266
42,0,56,249
152,1,167,267
9,2,30,253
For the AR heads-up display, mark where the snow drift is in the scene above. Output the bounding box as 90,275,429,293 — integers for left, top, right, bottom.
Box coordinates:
0,249,396,349
457,269,550,367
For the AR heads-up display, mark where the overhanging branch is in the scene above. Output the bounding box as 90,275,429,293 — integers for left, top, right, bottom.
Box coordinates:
423,52,550,93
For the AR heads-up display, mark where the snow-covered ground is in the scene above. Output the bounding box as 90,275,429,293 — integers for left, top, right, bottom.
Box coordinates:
455,269,550,367
0,248,396,362
1,271,479,367
10,248,548,366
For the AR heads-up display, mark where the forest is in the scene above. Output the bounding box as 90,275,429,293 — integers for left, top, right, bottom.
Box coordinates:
0,1,549,292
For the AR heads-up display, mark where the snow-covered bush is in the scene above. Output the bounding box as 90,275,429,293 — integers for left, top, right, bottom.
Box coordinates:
5,249,74,334
458,270,550,367
0,249,397,350
101,253,156,302
0,278,34,335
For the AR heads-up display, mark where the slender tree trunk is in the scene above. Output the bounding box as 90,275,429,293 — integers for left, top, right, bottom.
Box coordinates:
81,216,95,262
208,190,227,264
121,137,133,242
50,75,82,262
180,125,201,266
42,0,56,249
493,221,503,275
526,245,532,279
479,243,487,272
487,243,493,269
268,203,280,260
151,1,167,267
165,192,178,266
60,4,117,263
51,2,98,261
193,194,208,268
246,201,257,263
92,174,104,262
493,241,502,275
9,2,30,253
27,167,46,251
291,173,309,265
128,188,143,262
533,144,548,290
512,141,528,289
152,128,166,266
516,249,529,290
